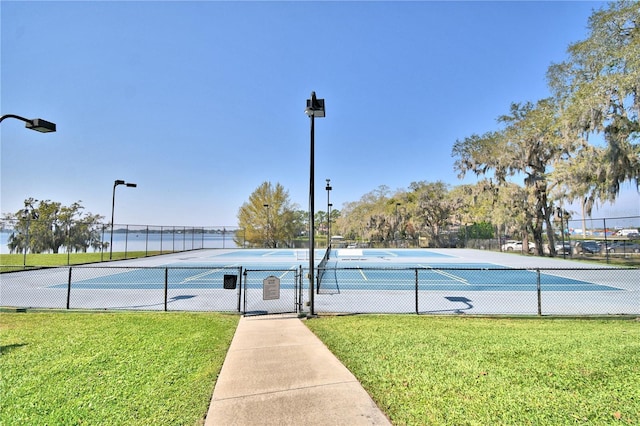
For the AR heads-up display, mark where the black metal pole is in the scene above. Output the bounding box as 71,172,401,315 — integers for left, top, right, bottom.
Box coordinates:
110,182,118,260
536,269,542,316
309,113,315,316
415,268,419,314
328,203,332,247
67,267,73,309
560,209,566,259
164,268,169,311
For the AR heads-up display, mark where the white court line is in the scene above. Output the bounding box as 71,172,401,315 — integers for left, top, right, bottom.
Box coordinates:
418,264,469,284
357,266,368,281
181,264,240,283
279,266,297,279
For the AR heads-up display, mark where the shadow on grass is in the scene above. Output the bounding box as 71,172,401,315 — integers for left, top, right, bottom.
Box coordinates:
1,343,27,355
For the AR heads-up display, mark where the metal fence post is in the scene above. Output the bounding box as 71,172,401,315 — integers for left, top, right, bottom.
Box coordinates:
298,265,303,313
237,267,243,313
66,222,71,266
124,224,129,259
603,218,610,264
242,269,248,314
164,267,168,311
536,268,542,316
415,268,419,314
101,224,106,262
66,267,72,309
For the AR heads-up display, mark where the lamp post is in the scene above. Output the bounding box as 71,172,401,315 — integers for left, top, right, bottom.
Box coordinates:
326,179,332,247
557,207,569,259
22,201,39,267
305,91,325,316
328,203,333,244
263,204,270,248
395,202,401,248
110,180,137,260
0,114,56,133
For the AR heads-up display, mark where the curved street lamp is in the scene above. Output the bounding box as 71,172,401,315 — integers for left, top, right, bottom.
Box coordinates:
110,180,137,260
0,114,56,133
305,91,325,316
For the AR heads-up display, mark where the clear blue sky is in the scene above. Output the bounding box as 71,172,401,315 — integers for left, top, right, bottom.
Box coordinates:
2,1,638,227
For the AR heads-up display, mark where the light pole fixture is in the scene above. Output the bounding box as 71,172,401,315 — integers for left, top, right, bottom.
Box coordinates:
305,91,325,316
0,114,56,133
110,180,137,260
326,179,332,246
263,204,270,248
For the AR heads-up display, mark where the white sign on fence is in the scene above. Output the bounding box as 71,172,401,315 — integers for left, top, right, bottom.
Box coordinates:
263,275,280,300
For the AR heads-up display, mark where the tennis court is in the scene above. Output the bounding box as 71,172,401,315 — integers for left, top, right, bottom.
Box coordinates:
1,248,638,315
39,249,621,291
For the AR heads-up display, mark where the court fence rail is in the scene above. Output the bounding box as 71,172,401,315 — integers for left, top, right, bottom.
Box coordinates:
1,265,638,316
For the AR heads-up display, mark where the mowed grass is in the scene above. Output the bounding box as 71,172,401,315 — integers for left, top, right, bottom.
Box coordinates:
305,315,640,425
0,252,161,272
0,311,239,425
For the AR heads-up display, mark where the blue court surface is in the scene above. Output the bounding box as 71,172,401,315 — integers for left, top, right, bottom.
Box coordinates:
47,248,623,292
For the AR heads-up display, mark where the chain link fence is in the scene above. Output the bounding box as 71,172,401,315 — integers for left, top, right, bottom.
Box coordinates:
0,219,244,261
315,266,639,315
330,216,640,257
1,265,637,316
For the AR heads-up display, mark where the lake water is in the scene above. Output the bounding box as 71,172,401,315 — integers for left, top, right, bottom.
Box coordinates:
0,230,240,254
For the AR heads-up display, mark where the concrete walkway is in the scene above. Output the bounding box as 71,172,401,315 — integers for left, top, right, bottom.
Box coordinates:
205,314,391,425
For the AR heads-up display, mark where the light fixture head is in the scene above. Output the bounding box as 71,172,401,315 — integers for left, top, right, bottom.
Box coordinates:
26,118,56,133
305,92,325,117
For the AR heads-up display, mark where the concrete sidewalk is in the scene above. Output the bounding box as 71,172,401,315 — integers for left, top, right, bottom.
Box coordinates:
205,313,391,425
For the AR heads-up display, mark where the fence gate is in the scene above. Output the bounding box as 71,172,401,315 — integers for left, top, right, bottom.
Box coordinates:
242,267,303,315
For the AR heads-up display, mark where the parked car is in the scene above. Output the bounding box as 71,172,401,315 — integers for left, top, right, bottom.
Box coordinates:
576,241,602,254
554,242,571,255
501,240,535,252
606,241,640,254
614,229,640,237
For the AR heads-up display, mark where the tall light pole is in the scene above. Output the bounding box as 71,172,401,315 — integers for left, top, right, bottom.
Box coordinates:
328,203,333,244
22,200,39,267
0,114,56,132
305,91,325,316
263,204,270,248
326,179,332,247
110,180,137,260
396,202,401,248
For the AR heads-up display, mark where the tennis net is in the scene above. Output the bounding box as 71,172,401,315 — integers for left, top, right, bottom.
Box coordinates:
317,244,331,292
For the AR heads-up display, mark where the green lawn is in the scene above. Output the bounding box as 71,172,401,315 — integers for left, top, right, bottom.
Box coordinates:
305,315,640,425
0,311,239,425
0,252,161,272
3,311,639,425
